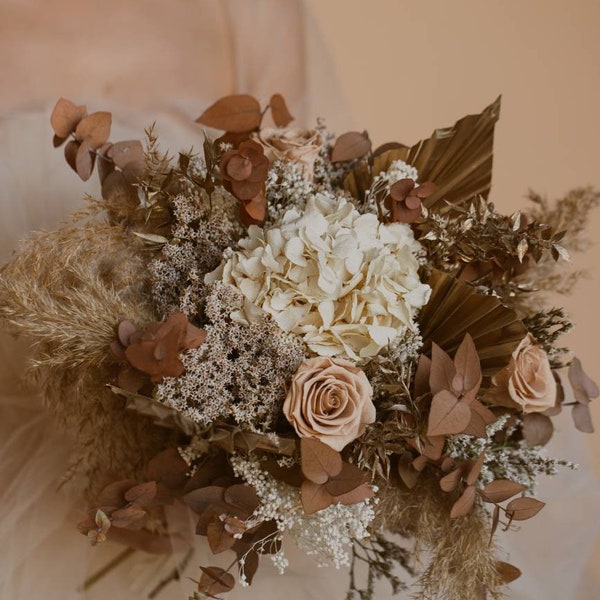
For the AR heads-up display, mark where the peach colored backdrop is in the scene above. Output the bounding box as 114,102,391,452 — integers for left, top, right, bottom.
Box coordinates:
306,1,600,595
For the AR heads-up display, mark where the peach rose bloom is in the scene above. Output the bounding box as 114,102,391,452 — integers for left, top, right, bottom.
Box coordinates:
492,334,557,413
283,356,375,451
252,128,322,181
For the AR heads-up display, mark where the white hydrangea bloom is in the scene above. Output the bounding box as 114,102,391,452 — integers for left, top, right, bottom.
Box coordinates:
206,194,430,361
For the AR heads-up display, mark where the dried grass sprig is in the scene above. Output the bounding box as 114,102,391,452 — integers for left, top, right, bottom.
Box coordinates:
0,217,174,494
377,477,503,600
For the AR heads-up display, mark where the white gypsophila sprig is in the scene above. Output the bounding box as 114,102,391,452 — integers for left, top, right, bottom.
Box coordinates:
446,415,578,492
230,455,376,570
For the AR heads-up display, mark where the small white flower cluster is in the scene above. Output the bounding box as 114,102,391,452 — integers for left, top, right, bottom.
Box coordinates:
231,455,376,570
446,415,577,492
207,193,430,362
265,160,315,222
362,160,419,214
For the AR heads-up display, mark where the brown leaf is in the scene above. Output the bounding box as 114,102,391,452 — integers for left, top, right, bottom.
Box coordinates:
301,438,342,484
147,447,190,490
124,481,157,506
224,484,260,517
569,358,599,404
240,550,260,585
51,97,86,138
207,519,236,554
199,566,235,595
64,140,79,173
75,138,95,181
97,479,138,508
334,483,375,505
465,452,486,485
109,140,144,170
496,561,522,584
413,354,432,399
522,413,554,446
331,131,372,163
110,504,147,530
324,462,367,496
450,485,476,518
462,400,496,438
262,458,304,488
419,434,445,461
270,93,294,127
75,111,112,149
505,497,545,521
427,390,471,436
482,479,525,503
196,95,262,132
572,402,594,433
440,466,463,492
430,343,457,395
452,333,482,393
301,480,333,515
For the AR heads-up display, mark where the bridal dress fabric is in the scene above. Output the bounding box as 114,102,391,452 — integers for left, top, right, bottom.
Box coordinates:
0,2,351,599
1,1,600,599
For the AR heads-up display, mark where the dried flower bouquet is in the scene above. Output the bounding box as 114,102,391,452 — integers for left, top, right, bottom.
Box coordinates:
1,92,598,600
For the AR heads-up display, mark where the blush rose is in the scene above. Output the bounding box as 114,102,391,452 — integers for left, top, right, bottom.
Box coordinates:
283,356,375,451
491,334,557,413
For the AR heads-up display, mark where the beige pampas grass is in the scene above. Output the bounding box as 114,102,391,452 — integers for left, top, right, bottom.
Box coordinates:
378,479,503,600
0,216,175,494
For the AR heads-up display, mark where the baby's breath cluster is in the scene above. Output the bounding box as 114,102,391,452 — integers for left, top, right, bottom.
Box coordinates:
231,455,376,570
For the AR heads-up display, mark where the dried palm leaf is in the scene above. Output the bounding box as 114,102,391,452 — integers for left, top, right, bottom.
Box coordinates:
345,97,501,212
418,270,527,375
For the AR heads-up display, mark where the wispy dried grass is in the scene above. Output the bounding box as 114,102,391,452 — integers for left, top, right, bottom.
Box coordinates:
0,217,175,495
377,478,503,600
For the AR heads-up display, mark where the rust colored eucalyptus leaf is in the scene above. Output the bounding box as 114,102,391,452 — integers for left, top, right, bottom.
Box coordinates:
301,437,342,484
199,566,235,595
450,485,476,518
124,481,157,507
75,138,95,181
196,94,262,132
110,504,147,530
465,452,486,485
334,483,375,505
461,400,496,438
109,140,144,169
452,333,482,393
522,413,554,446
427,390,471,437
569,358,599,404
270,93,294,127
97,479,138,508
64,139,80,173
482,479,525,503
324,462,367,496
572,402,594,433
51,97,87,138
75,111,112,148
207,520,236,554
331,131,372,163
440,467,463,492
224,484,260,516
147,447,190,490
240,194,267,226
301,480,333,514
505,497,545,521
430,343,457,395
496,561,522,584
262,458,304,488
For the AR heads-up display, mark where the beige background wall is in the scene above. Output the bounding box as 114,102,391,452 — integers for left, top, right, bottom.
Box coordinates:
308,0,600,432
